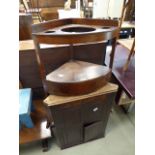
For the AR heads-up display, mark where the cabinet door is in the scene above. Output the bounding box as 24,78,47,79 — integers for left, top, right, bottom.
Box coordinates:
84,121,104,142
51,104,82,149
81,93,116,142
81,95,106,124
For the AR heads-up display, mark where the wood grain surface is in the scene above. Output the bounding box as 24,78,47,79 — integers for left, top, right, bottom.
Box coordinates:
46,60,111,83
32,18,119,44
44,82,118,107
45,60,111,95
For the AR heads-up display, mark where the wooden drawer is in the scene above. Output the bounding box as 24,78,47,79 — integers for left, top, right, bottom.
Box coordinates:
84,121,104,142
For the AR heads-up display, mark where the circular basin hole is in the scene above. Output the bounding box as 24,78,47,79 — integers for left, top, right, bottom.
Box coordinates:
45,30,55,33
61,26,95,33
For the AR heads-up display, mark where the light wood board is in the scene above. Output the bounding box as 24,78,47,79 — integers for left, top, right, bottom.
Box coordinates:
19,40,68,51
19,40,107,51
121,21,135,28
44,82,118,107
117,38,134,51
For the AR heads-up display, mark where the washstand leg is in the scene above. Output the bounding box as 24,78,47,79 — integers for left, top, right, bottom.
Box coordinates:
42,139,48,152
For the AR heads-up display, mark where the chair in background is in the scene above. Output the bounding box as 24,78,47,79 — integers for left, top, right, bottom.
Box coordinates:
123,38,135,71
19,13,33,40
22,0,42,22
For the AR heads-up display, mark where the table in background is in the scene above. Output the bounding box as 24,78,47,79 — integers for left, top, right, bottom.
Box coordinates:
106,40,135,110
19,40,108,99
120,21,135,39
19,100,52,152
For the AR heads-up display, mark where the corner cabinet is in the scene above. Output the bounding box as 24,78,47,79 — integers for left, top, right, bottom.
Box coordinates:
44,83,118,149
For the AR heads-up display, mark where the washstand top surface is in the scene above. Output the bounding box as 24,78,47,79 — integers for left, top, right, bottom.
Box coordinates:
32,18,119,44
46,60,111,83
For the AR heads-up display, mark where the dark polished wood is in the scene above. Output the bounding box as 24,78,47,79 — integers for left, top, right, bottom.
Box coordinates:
44,83,118,149
105,45,135,99
46,60,111,95
19,100,52,145
32,18,119,95
42,139,49,152
32,18,118,33
109,38,117,68
32,18,71,33
40,8,59,21
34,29,118,45
19,41,107,98
19,13,32,40
32,18,119,44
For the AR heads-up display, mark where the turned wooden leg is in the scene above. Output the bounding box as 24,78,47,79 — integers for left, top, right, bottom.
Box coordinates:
42,139,48,152
46,121,51,129
115,87,123,105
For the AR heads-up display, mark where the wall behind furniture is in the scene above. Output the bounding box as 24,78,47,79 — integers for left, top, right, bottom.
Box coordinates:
93,0,110,18
93,0,124,19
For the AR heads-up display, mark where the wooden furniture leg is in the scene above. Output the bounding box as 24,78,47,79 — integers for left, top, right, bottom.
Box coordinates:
109,38,117,69
127,101,135,113
42,139,48,152
121,100,135,113
115,86,123,104
119,0,131,28
109,0,131,68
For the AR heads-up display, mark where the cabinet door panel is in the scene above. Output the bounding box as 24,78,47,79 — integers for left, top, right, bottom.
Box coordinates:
51,105,82,148
81,95,106,124
84,121,104,142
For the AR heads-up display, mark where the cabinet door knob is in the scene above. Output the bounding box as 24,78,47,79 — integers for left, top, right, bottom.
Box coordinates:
93,107,98,112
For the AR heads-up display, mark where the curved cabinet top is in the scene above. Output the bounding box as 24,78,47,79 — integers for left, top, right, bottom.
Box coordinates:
32,18,119,44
